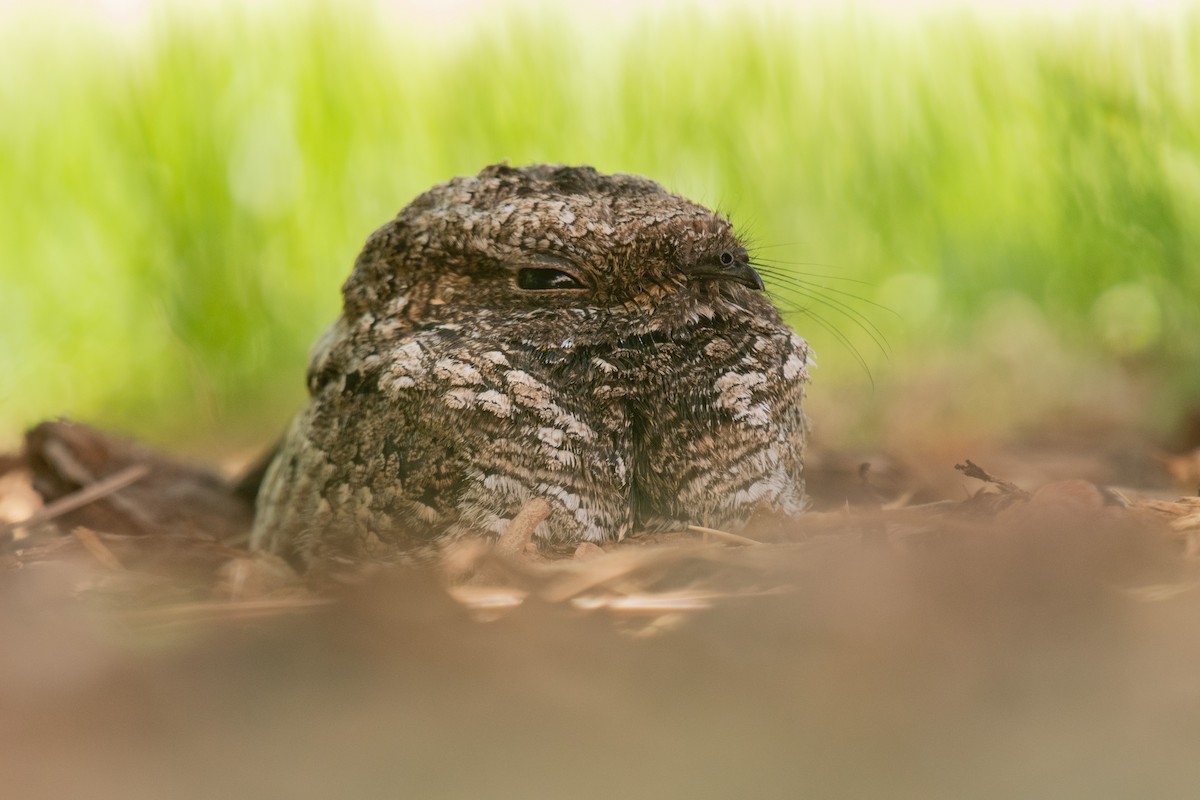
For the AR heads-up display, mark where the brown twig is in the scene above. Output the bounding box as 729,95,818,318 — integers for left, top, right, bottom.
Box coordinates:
40,438,162,535
954,459,1030,498
0,463,150,539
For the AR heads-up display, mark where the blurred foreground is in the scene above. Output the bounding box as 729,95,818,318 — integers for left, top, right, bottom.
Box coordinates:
2,422,1200,799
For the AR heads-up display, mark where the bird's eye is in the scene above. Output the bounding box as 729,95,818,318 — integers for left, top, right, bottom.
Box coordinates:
719,251,735,266
517,267,586,291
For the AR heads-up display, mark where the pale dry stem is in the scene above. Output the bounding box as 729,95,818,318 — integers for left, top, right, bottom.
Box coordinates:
495,498,552,558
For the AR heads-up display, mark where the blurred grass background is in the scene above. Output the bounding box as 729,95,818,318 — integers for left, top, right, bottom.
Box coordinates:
2,1,1199,455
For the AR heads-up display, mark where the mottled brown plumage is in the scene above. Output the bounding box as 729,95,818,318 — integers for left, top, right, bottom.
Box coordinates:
251,164,811,567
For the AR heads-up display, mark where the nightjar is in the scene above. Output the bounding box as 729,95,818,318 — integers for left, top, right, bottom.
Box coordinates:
251,164,812,567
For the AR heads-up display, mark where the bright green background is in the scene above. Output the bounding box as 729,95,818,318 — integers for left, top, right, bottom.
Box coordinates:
2,2,1198,452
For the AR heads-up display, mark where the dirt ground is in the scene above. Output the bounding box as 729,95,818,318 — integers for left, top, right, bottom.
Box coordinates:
2,418,1200,799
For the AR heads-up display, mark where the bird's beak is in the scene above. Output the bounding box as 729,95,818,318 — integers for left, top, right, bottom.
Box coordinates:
690,262,766,291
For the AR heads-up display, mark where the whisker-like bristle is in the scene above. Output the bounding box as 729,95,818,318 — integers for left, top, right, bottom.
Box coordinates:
772,297,876,388
752,264,898,318
758,274,892,358
749,257,874,285
758,273,902,345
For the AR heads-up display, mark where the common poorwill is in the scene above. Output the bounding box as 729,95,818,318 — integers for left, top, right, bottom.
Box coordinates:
252,164,811,567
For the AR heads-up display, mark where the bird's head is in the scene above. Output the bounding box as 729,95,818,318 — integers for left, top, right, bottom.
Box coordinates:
343,163,774,349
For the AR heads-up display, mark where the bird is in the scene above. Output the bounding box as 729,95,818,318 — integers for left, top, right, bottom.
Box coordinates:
250,163,812,568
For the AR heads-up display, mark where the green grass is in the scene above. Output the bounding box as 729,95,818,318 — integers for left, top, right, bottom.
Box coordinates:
2,2,1199,449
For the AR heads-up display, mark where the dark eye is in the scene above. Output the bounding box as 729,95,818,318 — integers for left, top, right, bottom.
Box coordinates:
719,251,735,266
517,267,586,291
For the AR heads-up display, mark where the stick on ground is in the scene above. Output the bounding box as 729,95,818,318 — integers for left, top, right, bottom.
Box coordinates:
0,463,150,539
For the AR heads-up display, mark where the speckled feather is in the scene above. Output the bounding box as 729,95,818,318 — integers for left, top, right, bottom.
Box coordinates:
251,164,811,567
